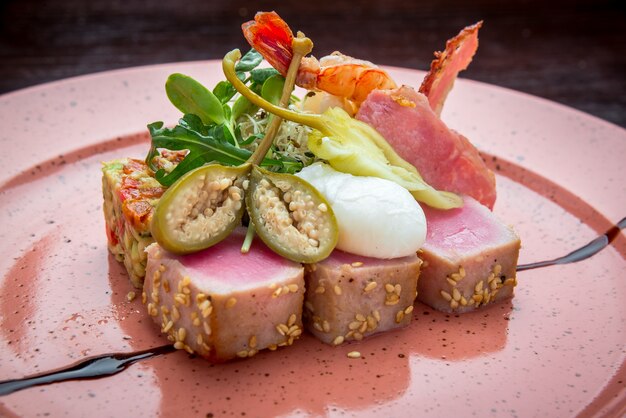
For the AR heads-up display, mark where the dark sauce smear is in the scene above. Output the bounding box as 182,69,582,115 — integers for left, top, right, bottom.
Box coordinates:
517,216,626,271
0,344,175,396
1,218,623,397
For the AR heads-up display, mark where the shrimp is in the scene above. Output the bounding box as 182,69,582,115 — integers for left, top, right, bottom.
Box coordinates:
241,11,397,104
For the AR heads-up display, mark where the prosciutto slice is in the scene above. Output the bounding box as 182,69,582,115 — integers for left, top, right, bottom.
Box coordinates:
419,21,482,116
356,86,496,209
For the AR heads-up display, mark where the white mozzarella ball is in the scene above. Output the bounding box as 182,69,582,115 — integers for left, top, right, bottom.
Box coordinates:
296,163,426,258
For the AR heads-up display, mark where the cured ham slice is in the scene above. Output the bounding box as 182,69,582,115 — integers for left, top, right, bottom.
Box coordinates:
143,229,305,362
419,21,482,116
417,196,520,313
303,250,422,345
356,86,496,209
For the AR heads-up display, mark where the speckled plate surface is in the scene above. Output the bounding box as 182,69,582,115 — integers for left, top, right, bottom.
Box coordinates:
0,62,624,417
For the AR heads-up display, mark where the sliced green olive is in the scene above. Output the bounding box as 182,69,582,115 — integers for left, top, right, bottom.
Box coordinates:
246,166,338,263
151,163,250,254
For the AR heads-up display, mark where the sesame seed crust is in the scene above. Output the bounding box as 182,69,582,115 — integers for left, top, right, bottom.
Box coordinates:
143,241,305,362
303,253,422,345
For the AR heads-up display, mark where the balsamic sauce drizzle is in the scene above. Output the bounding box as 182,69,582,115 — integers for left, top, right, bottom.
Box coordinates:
0,344,175,396
0,217,623,397
516,216,626,271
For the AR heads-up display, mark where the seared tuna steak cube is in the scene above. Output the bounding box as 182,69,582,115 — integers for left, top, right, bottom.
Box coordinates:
417,196,520,313
143,229,305,362
304,250,422,345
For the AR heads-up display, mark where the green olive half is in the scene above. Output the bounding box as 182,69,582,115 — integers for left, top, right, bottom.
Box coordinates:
246,166,338,263
151,163,250,254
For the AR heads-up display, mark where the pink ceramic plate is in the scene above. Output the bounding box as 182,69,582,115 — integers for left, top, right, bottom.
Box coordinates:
0,62,624,417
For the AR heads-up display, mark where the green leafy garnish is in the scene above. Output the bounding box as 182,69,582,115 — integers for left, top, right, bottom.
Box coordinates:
146,117,301,186
147,48,304,186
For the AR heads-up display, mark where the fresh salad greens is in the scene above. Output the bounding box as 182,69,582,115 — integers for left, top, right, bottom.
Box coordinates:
146,49,302,186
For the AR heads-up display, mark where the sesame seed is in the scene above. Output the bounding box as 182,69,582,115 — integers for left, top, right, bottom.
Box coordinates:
460,296,468,306
332,336,345,345
366,315,377,330
493,264,501,276
305,301,315,312
359,321,368,334
163,320,174,333
288,283,299,293
404,305,414,315
450,300,459,309
249,335,257,348
334,285,342,295
459,266,466,277
364,281,378,293
351,262,363,267
475,281,484,292
395,311,405,323
268,344,278,351
159,264,166,273
446,278,457,287
313,322,323,332
355,313,366,322
490,280,498,290
193,318,201,327
126,291,136,302
322,320,330,333
452,288,461,302
349,321,361,330
373,310,381,321
162,280,170,293
226,297,237,308
347,351,361,359
504,277,516,286
394,284,402,295
177,327,186,341
290,328,303,337
385,283,395,293
198,299,210,311
276,324,289,335
353,332,363,341
172,306,180,321
197,334,204,345
272,287,283,298
237,350,248,358
174,341,185,350
288,313,297,327
203,321,211,336
315,286,325,294
141,291,147,304
441,290,452,301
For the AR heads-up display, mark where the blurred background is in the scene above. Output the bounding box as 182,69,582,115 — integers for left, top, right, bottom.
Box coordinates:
1,0,624,127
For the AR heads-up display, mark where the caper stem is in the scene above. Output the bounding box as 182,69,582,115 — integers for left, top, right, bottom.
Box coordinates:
240,222,256,254
223,48,326,134
247,33,314,166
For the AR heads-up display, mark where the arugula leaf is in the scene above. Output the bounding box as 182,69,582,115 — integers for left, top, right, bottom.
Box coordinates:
165,73,225,125
146,120,300,185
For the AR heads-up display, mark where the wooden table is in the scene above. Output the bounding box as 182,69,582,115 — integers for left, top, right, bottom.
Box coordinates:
1,0,624,128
